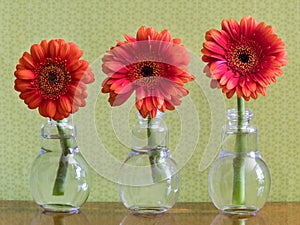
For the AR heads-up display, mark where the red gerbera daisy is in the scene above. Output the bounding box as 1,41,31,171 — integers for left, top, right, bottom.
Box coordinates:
14,39,94,120
101,26,194,118
201,16,287,100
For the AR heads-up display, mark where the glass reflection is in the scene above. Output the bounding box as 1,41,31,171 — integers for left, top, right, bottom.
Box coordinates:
120,212,177,225
31,210,90,225
211,213,267,225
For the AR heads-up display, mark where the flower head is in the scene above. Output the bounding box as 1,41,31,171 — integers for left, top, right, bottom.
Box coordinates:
201,16,287,100
14,39,94,120
102,26,194,118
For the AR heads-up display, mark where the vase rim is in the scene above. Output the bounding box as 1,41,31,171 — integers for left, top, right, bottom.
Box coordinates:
227,108,253,119
132,146,169,152
48,116,74,125
137,110,165,120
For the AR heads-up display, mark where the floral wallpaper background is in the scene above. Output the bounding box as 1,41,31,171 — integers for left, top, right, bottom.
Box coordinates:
0,0,298,202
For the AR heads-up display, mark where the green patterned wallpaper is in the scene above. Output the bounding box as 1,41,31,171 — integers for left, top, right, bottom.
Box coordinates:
0,0,298,202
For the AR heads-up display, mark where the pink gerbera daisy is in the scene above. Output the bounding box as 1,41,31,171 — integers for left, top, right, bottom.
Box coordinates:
102,26,194,118
201,16,287,100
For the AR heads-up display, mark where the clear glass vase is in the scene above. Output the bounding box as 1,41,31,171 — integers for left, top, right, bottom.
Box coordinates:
208,109,271,215
29,117,90,213
118,112,180,214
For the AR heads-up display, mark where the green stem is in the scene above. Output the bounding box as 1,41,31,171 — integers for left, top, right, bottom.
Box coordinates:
52,120,71,196
147,116,155,148
232,97,247,205
147,116,162,182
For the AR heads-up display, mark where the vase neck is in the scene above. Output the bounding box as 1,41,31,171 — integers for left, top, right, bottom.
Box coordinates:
42,117,77,139
221,109,258,153
41,117,78,153
227,108,253,129
132,112,169,151
137,111,165,128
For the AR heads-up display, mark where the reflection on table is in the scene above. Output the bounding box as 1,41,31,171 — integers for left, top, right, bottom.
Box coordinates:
120,212,177,225
0,201,299,225
31,211,90,225
211,213,267,225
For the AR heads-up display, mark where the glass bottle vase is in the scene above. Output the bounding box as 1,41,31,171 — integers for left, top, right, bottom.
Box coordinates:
208,109,271,214
118,112,180,214
29,117,90,213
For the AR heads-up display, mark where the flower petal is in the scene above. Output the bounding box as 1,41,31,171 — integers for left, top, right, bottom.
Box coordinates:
39,100,56,118
220,70,234,86
240,16,258,38
59,95,72,113
222,18,240,40
203,41,225,55
109,89,133,106
30,44,46,64
226,77,239,90
20,52,36,70
157,30,172,42
14,79,32,92
27,95,43,109
14,69,36,80
49,40,60,59
59,42,70,60
205,29,229,49
145,97,153,112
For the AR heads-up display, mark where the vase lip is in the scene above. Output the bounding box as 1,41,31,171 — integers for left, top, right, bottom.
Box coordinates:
137,110,165,120
47,116,74,125
132,145,169,152
227,108,253,120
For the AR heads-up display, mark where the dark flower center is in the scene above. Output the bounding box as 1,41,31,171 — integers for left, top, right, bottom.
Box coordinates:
38,59,71,99
238,53,249,63
128,61,167,80
226,40,261,75
141,66,154,77
127,60,168,89
48,72,58,84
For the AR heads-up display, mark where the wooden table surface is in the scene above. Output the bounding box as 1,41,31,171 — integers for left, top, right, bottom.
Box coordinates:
0,201,298,225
